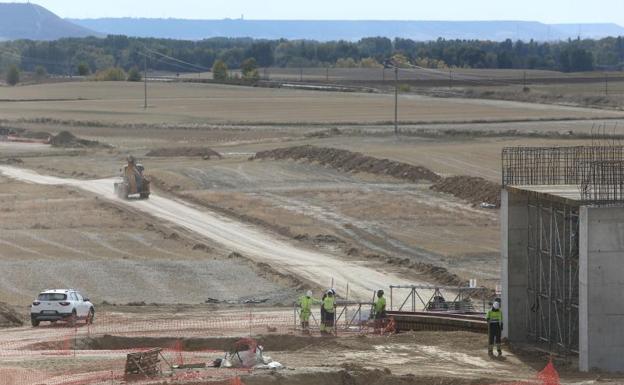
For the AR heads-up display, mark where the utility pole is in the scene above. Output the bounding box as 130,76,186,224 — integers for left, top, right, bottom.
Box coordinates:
394,66,399,136
523,71,527,88
143,55,148,109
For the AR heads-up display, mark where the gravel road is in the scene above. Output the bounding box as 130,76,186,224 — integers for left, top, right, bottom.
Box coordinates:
0,166,421,300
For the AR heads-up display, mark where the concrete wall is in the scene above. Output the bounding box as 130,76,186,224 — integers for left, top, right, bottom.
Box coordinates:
501,189,529,342
579,206,624,372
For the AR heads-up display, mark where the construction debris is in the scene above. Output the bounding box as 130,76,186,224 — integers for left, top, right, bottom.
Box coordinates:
125,348,162,377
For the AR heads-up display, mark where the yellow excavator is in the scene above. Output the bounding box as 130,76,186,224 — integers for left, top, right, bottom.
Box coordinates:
114,156,150,199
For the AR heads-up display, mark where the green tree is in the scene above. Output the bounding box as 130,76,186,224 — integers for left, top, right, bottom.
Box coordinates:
126,67,142,82
77,63,90,76
212,60,228,81
5,65,19,86
241,57,259,81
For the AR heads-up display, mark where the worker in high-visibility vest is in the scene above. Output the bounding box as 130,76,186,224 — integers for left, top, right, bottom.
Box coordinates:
372,289,387,331
297,290,320,333
486,301,503,357
322,289,336,335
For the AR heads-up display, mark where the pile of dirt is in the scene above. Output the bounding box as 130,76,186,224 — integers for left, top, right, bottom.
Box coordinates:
146,147,222,159
0,302,23,327
431,176,501,207
49,131,105,148
252,145,441,183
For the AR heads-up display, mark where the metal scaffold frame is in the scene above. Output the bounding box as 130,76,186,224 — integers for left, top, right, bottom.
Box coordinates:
389,285,491,314
527,196,579,354
502,145,624,203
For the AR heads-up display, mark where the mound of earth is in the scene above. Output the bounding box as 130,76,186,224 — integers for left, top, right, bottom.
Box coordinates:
49,131,105,148
431,176,501,207
252,145,441,183
0,302,23,327
146,147,222,159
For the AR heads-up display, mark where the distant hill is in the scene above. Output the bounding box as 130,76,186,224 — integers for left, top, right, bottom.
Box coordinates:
69,18,624,42
0,3,97,41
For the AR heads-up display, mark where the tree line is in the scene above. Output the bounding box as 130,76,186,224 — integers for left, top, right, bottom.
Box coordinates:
1,35,623,77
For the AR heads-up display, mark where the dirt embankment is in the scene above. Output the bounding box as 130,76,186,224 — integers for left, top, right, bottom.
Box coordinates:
252,145,501,206
0,302,24,327
146,147,222,159
431,176,501,207
252,145,441,183
50,131,108,148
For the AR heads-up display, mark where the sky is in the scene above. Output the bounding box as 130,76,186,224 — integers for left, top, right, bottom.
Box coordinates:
6,0,624,25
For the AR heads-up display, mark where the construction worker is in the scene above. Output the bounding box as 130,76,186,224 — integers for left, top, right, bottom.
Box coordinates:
372,289,387,331
320,291,327,333
297,290,319,333
486,301,503,357
322,289,336,335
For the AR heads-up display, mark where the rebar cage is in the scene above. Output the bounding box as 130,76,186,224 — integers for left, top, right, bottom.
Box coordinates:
502,146,624,203
526,195,580,354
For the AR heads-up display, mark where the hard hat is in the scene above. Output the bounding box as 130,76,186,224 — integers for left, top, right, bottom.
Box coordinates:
326,289,333,295
377,289,384,296
306,290,312,297
331,288,336,294
493,301,500,310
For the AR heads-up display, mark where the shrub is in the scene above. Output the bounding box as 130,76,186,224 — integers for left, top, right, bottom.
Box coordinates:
77,63,90,76
126,67,142,82
34,66,47,80
94,67,126,81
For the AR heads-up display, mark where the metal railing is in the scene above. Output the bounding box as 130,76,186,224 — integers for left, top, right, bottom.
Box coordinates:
389,285,492,314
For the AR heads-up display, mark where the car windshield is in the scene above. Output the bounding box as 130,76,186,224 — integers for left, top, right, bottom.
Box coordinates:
37,293,67,301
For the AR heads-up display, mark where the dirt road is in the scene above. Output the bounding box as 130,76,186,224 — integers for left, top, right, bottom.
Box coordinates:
0,166,419,300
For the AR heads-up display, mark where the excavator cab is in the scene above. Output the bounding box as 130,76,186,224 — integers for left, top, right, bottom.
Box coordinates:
114,156,150,199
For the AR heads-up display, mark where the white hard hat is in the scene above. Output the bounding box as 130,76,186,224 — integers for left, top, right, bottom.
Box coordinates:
493,301,500,310
306,290,312,297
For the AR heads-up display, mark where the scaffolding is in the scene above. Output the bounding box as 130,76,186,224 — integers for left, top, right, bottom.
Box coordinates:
527,196,579,354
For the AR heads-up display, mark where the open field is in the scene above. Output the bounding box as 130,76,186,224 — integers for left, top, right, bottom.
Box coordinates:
2,78,624,383
0,81,622,126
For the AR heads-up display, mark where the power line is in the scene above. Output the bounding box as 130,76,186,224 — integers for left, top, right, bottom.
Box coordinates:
142,47,210,72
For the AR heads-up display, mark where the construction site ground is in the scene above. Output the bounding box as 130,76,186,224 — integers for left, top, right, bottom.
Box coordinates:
1,304,619,385
2,81,624,384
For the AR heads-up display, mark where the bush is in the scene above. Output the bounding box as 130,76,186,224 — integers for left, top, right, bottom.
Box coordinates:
335,58,358,68
34,66,47,80
126,67,142,82
6,65,19,86
94,67,126,81
398,84,411,93
359,57,382,68
212,60,228,81
77,63,90,76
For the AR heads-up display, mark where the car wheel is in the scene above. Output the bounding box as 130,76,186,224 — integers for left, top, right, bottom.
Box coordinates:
31,318,40,327
68,310,77,327
86,308,95,325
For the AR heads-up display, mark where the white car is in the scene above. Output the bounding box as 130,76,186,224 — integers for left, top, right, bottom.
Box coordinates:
30,289,95,327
